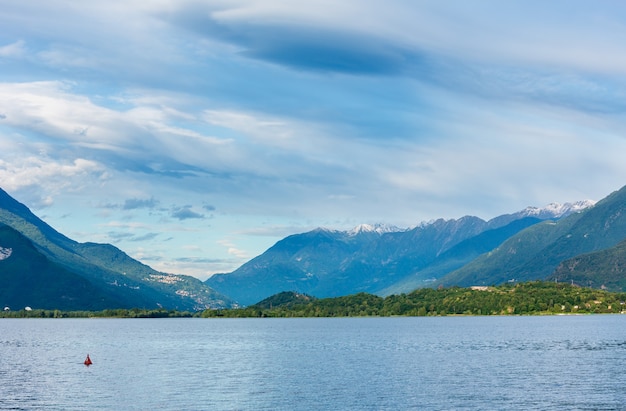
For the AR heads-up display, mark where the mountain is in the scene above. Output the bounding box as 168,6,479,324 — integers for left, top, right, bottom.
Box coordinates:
0,225,122,310
251,291,317,310
520,200,596,218
488,200,595,227
348,223,405,236
206,227,368,305
0,188,233,310
439,186,626,288
549,239,626,291
206,200,591,305
3,183,608,310
378,216,543,296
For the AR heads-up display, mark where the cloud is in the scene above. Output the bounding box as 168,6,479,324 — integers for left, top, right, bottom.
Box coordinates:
0,157,102,191
164,1,626,78
150,256,240,280
217,239,249,260
106,231,136,242
103,222,159,243
0,81,143,149
130,232,159,242
0,156,105,207
123,197,159,210
3,1,626,281
101,221,152,230
233,27,419,76
171,205,204,220
176,256,230,264
165,1,427,76
0,81,240,180
204,109,294,144
161,1,626,117
237,225,315,238
0,40,26,58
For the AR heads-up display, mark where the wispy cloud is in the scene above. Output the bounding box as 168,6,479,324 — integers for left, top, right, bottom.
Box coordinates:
217,239,250,260
130,232,160,242
0,155,105,207
0,40,26,58
2,1,626,278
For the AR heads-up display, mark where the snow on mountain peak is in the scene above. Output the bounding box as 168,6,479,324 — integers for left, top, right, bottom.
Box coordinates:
520,200,596,219
336,200,595,238
348,223,404,236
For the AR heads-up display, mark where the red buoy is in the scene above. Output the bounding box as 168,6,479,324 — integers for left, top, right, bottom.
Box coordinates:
84,354,93,366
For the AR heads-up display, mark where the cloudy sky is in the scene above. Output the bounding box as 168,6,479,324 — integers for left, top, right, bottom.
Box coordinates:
1,1,626,280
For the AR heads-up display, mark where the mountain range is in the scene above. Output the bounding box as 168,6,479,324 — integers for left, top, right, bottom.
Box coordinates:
0,188,233,311
439,187,626,287
206,191,626,306
2,184,625,310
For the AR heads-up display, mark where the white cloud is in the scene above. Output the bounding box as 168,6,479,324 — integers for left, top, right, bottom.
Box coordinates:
217,239,250,259
0,156,105,208
0,81,239,172
171,1,626,76
0,156,104,192
0,81,130,146
237,224,314,237
100,221,153,230
0,40,26,58
204,109,293,145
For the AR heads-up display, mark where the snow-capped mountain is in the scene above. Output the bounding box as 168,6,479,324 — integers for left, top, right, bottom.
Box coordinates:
346,201,596,236
487,200,596,229
518,200,596,219
207,194,608,305
347,223,405,236
208,212,541,304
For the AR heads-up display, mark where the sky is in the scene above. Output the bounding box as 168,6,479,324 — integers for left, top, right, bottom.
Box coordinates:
1,1,626,280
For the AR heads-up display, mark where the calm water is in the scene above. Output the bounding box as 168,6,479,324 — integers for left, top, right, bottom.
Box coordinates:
1,316,625,410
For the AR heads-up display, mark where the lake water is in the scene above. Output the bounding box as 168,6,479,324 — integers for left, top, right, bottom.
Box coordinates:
1,316,625,410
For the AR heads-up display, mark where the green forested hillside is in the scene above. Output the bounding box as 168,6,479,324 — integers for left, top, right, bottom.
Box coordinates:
439,185,626,287
438,217,582,286
0,188,233,310
0,225,123,310
379,217,543,295
251,291,317,309
549,240,626,291
200,282,626,317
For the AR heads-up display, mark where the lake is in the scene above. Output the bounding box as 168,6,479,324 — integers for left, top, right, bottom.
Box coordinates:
1,316,625,410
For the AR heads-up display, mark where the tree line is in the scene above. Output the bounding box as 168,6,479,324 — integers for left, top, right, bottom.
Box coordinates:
200,281,626,318
3,282,626,318
0,307,194,319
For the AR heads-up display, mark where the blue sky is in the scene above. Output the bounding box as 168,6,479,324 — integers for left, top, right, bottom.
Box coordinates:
1,1,626,280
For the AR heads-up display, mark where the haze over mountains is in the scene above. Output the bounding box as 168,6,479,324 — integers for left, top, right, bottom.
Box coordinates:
2,185,626,309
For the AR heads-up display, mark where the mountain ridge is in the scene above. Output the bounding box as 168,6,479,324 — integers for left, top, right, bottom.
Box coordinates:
0,224,125,310
549,239,626,290
0,188,234,310
206,197,599,305
2,184,617,309
438,186,626,289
